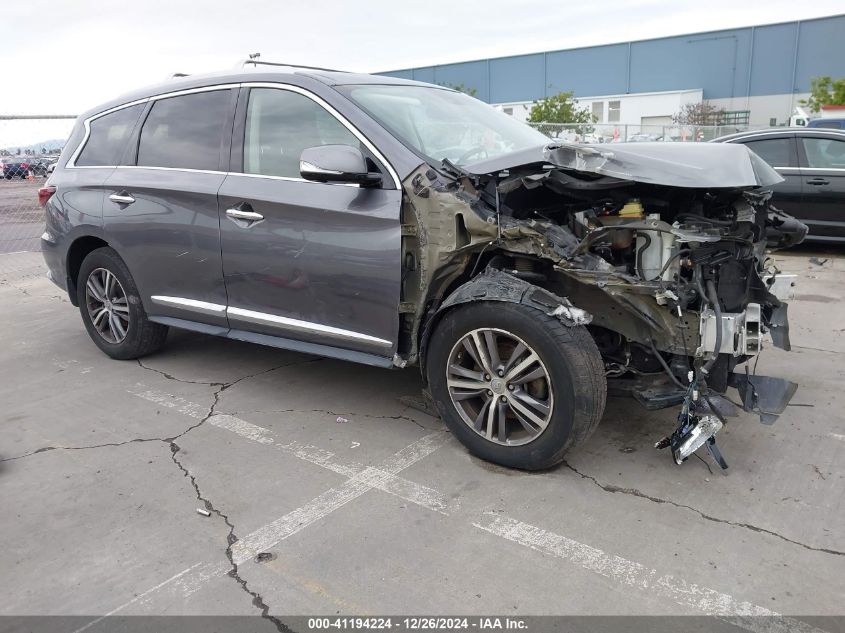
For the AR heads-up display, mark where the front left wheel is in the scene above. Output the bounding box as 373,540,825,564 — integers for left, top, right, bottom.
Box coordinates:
426,301,607,470
77,247,168,359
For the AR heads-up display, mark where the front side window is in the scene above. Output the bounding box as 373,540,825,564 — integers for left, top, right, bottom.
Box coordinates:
801,137,845,169
244,88,361,178
137,90,230,171
75,104,144,167
341,85,549,167
742,138,795,167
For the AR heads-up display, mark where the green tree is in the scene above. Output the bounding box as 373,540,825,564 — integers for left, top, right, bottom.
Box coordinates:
527,91,594,124
800,76,845,113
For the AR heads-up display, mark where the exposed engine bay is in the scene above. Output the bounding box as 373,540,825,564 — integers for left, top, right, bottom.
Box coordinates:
399,141,807,469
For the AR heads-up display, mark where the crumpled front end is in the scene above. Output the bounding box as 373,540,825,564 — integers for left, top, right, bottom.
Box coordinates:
401,141,807,470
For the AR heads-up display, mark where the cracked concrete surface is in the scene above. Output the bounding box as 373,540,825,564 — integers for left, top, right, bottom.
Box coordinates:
1,249,844,626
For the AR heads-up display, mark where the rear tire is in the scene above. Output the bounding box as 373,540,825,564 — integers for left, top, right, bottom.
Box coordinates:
427,302,606,470
77,247,168,359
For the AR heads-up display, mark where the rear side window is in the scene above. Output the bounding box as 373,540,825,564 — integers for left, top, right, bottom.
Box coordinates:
802,137,845,168
137,90,230,171
742,138,796,167
75,104,144,167
243,88,361,178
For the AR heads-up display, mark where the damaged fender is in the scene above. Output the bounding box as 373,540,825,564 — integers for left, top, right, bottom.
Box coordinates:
419,268,591,374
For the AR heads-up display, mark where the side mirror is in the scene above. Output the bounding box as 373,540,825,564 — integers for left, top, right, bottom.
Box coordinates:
300,145,382,187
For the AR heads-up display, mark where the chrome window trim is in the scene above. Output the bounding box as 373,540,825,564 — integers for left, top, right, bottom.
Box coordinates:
115,165,227,176
151,295,227,316
240,82,401,189
227,306,392,347
224,171,361,187
66,81,402,189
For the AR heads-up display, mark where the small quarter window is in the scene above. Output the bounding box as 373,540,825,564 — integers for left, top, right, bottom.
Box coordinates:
75,104,144,167
137,90,230,171
243,88,361,179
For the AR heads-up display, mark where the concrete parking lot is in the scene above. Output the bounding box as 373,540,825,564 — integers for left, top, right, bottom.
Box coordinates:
1,248,843,631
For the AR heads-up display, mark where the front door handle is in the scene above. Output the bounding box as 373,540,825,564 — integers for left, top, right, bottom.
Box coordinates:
109,192,135,205
806,178,830,186
226,205,264,228
226,208,264,222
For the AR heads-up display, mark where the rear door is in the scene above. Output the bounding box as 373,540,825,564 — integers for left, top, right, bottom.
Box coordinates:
218,85,402,361
797,134,845,240
102,87,238,328
738,135,804,216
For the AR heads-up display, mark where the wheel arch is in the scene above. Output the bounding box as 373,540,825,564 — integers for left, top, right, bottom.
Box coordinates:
65,235,110,306
418,267,593,379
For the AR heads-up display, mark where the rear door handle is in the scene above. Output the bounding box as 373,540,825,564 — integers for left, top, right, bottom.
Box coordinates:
806,178,829,186
109,192,135,205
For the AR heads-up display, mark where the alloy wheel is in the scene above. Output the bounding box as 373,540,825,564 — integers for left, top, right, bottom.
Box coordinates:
85,267,130,344
446,328,554,446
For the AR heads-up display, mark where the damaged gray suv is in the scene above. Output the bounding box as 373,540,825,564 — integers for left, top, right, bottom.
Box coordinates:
41,63,807,471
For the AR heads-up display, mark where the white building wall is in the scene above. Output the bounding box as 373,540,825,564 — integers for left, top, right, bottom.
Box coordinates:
709,93,810,126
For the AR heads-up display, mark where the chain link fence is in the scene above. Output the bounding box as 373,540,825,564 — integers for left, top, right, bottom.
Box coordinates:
527,121,770,143
0,116,75,273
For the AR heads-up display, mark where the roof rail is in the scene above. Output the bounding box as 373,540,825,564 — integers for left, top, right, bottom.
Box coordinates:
240,59,350,73
171,73,190,78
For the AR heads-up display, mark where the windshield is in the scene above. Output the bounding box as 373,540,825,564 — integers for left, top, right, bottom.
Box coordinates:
341,85,549,167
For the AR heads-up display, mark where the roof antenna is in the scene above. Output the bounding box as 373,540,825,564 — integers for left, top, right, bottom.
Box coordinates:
248,52,261,61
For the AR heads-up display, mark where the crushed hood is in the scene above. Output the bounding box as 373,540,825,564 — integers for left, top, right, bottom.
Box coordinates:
463,141,784,189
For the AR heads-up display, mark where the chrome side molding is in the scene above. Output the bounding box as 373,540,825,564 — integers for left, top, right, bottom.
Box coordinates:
149,295,391,348
227,306,392,347
150,295,227,316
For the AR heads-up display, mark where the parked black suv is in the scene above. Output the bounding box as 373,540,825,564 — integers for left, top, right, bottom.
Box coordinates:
41,63,805,470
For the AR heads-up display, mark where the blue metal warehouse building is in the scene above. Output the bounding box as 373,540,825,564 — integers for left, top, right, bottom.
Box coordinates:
379,14,845,127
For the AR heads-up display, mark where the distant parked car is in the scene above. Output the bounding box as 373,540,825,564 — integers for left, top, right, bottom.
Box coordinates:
46,159,58,175
27,158,51,176
712,127,845,242
627,133,662,142
807,118,845,130
2,159,30,179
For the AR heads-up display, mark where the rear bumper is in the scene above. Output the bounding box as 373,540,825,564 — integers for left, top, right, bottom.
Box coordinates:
41,231,67,292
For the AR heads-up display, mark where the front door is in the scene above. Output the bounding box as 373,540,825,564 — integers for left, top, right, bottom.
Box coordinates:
103,88,237,328
218,86,402,359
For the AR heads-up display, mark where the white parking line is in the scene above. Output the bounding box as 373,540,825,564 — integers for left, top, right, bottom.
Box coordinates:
72,563,203,633
473,513,827,633
129,384,452,508
84,413,448,616
120,384,825,633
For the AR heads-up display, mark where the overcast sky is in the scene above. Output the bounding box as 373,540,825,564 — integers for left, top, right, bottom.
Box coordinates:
1,0,843,116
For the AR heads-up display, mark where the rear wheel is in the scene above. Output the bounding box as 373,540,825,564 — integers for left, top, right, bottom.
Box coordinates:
77,247,168,359
427,302,606,470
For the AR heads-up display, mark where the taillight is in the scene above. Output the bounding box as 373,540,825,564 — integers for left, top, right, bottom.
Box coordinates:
38,185,56,207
